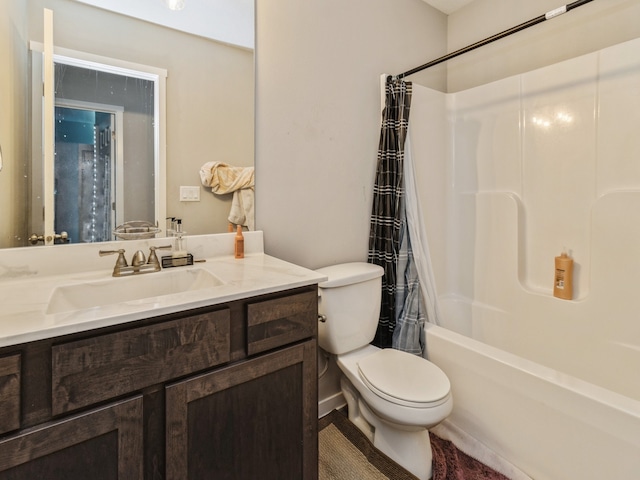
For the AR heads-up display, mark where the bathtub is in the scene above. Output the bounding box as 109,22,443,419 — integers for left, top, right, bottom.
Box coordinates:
425,297,640,480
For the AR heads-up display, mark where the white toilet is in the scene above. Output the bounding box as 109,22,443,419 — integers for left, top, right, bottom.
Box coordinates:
316,262,453,480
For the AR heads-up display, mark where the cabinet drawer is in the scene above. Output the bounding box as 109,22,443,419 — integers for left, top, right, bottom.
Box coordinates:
247,290,317,355
0,354,21,434
52,309,230,415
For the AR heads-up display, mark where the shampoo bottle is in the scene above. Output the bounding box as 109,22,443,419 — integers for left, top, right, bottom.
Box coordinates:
235,225,244,259
553,251,573,300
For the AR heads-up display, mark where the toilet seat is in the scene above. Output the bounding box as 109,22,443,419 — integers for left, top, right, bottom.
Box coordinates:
357,349,450,408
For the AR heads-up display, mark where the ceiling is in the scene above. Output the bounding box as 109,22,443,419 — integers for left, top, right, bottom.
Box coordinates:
422,0,476,15
74,0,254,50
73,0,475,51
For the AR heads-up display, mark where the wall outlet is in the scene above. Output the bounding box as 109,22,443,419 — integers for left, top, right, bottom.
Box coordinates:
179,186,200,202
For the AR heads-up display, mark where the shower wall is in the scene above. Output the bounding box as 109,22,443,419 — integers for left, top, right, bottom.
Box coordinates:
413,37,640,402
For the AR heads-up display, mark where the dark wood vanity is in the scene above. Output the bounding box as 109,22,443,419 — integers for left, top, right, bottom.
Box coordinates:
0,285,318,480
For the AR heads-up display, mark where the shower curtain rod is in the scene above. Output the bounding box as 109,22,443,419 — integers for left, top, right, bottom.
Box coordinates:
397,0,594,78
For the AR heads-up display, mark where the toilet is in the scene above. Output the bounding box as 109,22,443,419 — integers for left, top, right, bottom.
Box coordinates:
316,262,452,480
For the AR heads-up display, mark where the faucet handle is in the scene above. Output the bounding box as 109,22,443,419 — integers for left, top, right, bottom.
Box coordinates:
99,249,128,267
147,245,172,270
99,249,128,276
149,245,172,253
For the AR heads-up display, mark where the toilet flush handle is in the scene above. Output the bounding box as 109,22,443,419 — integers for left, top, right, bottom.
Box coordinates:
318,314,327,323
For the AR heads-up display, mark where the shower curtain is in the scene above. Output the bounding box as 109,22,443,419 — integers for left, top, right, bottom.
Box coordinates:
369,76,440,355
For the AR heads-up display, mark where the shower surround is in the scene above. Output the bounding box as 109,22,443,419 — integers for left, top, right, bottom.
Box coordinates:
412,37,640,479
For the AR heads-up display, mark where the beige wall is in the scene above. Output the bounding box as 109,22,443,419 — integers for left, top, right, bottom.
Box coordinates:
0,1,28,248
19,0,253,243
447,0,640,92
255,0,447,268
256,0,640,270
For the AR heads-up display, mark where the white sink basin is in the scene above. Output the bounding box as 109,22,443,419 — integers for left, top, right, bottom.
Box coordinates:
46,268,224,314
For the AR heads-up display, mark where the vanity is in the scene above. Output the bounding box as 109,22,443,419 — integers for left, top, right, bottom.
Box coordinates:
0,232,325,480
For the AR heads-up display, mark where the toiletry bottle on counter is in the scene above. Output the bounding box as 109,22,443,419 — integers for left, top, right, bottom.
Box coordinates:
235,225,244,259
554,251,573,300
173,219,187,257
166,216,176,237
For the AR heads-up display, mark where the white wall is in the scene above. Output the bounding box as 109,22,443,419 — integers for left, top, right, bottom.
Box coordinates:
255,0,447,269
414,37,640,402
434,0,640,402
411,33,640,480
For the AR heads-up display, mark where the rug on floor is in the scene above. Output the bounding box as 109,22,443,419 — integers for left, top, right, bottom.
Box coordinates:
319,410,419,479
319,410,512,480
430,433,510,480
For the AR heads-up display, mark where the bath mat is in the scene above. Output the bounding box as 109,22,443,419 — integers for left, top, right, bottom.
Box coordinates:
319,409,519,480
430,433,510,480
319,409,419,479
431,420,532,480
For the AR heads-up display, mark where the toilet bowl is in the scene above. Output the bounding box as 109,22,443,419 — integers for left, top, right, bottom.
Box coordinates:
316,262,453,480
337,345,452,480
338,346,452,428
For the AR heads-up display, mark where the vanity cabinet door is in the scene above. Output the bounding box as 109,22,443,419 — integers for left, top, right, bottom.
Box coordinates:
0,354,20,435
0,396,143,480
166,340,318,480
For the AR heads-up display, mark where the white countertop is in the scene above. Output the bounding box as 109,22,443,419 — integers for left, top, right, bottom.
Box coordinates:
0,232,326,348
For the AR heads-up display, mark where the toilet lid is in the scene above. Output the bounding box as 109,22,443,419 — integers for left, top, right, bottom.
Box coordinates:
357,349,450,408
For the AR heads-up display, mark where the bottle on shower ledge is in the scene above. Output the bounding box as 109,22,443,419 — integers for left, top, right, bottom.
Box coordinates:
553,250,573,300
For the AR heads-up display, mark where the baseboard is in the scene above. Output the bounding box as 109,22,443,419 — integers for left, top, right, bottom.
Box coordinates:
318,391,346,418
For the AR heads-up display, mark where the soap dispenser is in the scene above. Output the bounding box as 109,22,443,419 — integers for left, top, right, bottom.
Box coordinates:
173,219,187,257
235,225,244,259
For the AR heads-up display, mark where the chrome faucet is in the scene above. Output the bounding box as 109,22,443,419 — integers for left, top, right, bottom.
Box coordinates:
100,245,172,277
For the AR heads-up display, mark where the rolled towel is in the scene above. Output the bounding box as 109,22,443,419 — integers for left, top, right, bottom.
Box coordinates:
200,161,255,230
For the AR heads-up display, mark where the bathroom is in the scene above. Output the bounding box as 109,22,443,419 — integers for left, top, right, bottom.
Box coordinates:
1,0,640,479
259,0,640,478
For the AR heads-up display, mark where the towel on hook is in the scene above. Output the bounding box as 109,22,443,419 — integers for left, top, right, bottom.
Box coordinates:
199,161,255,231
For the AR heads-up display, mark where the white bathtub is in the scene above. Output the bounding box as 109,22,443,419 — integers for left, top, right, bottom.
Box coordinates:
425,298,640,480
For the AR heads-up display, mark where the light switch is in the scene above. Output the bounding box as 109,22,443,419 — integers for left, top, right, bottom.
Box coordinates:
179,186,200,202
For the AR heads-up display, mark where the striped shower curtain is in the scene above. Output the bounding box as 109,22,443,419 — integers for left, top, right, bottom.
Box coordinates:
368,76,416,350
369,76,434,355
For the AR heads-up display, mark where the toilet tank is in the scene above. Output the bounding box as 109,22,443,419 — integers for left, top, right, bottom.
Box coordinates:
315,262,384,355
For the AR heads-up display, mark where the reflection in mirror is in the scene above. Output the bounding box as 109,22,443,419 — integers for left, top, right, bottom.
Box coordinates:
55,104,119,243
1,0,254,249
51,60,158,244
29,47,165,245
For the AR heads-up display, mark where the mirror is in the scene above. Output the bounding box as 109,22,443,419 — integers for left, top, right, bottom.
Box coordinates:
0,0,254,249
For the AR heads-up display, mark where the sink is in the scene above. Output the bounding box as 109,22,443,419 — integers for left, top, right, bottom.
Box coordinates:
46,268,224,314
